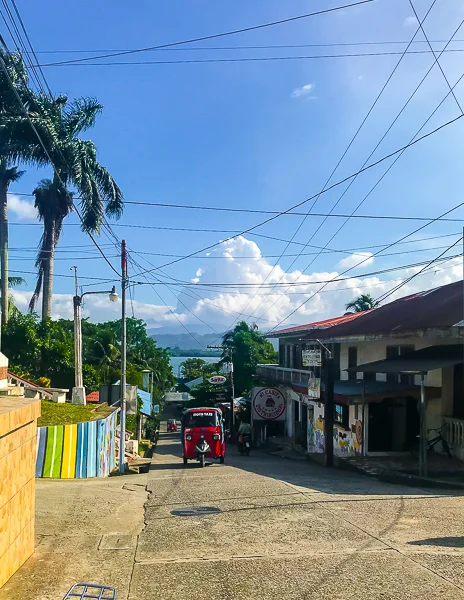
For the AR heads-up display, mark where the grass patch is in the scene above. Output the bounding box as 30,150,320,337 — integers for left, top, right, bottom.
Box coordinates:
38,400,111,427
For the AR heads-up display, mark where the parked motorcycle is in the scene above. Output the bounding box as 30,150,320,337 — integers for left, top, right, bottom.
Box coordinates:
238,434,252,456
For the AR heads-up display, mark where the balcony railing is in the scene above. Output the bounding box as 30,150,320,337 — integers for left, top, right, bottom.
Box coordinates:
443,416,464,448
256,364,311,387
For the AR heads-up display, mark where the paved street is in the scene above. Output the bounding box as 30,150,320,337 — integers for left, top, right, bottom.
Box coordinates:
130,432,464,599
3,429,464,599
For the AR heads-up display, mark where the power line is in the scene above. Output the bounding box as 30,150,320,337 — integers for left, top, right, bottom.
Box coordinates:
373,236,464,304
256,17,464,324
0,43,121,279
225,1,439,333
267,198,464,332
31,48,464,67
21,39,464,54
37,1,375,67
408,0,463,113
8,198,464,223
131,254,461,289
131,113,464,279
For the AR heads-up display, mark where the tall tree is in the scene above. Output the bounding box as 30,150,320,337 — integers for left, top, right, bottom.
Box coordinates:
0,49,38,324
344,293,380,314
221,321,277,395
25,95,123,318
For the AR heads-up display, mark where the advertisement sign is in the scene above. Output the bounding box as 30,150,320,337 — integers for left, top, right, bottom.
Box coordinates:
252,387,286,421
116,427,132,442
209,375,227,385
302,349,322,367
307,375,321,399
213,390,228,403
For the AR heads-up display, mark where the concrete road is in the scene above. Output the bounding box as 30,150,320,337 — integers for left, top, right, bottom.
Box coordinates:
3,431,464,599
130,432,464,600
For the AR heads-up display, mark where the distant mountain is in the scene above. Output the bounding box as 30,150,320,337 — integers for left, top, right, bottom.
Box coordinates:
149,331,224,351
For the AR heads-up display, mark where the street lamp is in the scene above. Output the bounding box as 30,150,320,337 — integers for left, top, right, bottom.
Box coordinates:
71,266,118,405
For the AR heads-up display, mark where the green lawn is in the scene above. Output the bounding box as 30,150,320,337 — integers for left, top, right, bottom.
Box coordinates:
38,400,113,427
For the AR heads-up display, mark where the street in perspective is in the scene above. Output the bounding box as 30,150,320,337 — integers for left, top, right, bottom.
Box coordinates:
2,0,464,599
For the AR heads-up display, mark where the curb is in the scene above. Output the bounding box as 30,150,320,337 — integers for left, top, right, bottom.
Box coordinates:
379,469,464,490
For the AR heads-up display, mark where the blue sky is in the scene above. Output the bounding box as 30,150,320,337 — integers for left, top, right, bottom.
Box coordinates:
4,0,464,335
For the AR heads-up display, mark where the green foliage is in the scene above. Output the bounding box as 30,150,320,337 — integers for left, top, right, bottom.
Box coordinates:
180,358,209,381
2,312,175,397
345,294,380,313
221,321,277,395
169,346,221,357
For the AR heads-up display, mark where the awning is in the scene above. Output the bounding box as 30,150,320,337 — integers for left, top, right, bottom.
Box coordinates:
347,344,463,374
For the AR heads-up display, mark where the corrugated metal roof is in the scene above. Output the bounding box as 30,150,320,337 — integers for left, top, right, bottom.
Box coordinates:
317,281,463,340
266,312,365,338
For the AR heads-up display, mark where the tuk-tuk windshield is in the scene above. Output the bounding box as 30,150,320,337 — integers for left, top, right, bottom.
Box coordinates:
184,411,219,428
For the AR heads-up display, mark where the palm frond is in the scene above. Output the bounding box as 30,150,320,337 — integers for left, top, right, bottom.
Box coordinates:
7,276,26,287
63,97,103,136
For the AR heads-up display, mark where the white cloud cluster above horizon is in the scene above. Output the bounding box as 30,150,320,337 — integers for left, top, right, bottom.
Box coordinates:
8,194,38,221
12,235,462,333
291,83,316,99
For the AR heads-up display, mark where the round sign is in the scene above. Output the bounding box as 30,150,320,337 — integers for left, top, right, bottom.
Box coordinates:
209,375,227,385
253,387,286,421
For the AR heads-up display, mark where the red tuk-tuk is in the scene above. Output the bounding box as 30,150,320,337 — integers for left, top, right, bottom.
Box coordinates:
167,419,177,433
182,407,225,467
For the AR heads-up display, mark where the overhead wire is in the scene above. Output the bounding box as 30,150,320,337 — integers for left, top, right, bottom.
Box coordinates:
21,38,464,54
218,1,439,334
0,36,122,280
36,1,375,67
373,236,464,305
131,113,464,279
256,19,464,324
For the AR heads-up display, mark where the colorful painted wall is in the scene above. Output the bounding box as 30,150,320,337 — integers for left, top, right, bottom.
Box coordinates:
307,401,363,457
35,410,118,479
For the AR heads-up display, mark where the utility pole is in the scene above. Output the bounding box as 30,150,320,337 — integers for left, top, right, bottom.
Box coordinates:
71,266,118,405
119,240,127,474
207,345,235,434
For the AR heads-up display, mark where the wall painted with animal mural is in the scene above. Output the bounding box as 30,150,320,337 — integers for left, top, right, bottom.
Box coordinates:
307,401,363,457
35,409,118,478
333,404,363,457
307,401,325,454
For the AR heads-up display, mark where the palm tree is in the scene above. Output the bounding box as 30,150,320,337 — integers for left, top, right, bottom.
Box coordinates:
345,293,380,314
23,94,123,319
0,49,37,325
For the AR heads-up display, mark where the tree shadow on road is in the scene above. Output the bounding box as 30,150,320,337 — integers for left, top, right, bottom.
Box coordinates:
408,536,464,547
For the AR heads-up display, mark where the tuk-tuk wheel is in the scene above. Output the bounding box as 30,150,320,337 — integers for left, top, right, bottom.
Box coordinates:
183,457,188,465
199,454,205,468
220,456,225,464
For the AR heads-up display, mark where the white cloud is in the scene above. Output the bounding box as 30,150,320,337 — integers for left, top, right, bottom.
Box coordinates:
291,83,315,99
10,237,463,334
403,15,418,27
10,289,180,327
8,194,38,220
337,252,374,270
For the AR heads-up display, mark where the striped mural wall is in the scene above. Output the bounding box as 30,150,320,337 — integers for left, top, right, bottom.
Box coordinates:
36,410,118,479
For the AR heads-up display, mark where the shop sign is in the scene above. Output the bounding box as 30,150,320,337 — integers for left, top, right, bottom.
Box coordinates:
302,349,321,367
209,375,227,385
307,375,321,399
252,387,286,421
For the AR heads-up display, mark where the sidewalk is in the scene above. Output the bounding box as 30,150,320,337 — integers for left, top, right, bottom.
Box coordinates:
0,473,148,600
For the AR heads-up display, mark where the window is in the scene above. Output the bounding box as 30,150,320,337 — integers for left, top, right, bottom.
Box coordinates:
279,344,285,367
348,347,358,381
286,345,291,368
292,345,298,369
183,411,219,428
334,404,349,429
